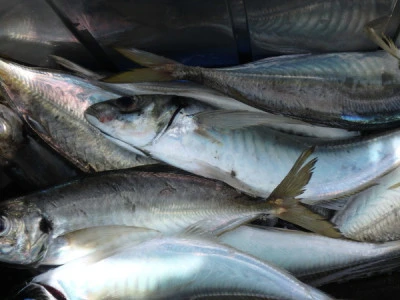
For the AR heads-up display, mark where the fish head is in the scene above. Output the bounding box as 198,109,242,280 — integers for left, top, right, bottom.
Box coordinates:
85,94,179,149
0,200,51,265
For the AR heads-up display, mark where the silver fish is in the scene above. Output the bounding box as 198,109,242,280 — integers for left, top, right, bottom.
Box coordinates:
219,226,400,286
246,0,398,54
0,57,157,172
0,155,338,265
52,55,360,140
85,95,400,204
42,225,400,287
104,46,400,130
333,166,400,242
32,236,334,300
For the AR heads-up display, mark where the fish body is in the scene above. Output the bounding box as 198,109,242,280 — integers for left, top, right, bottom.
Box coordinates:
0,58,156,172
53,55,360,140
333,166,400,242
108,48,400,130
86,96,400,203
247,0,398,54
43,225,400,287
220,226,400,286
0,165,323,265
32,237,334,300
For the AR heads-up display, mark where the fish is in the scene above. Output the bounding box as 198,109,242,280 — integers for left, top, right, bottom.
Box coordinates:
30,236,334,300
102,44,400,130
0,104,79,191
85,95,400,204
246,0,398,54
0,154,339,265
333,166,400,242
42,225,400,287
219,226,400,286
53,54,360,140
0,57,157,173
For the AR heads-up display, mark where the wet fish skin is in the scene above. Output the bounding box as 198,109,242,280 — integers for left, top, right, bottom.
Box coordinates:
86,96,400,203
219,226,400,286
43,226,161,266
107,47,400,130
333,166,400,242
247,0,398,54
0,152,338,266
32,237,334,300
0,104,79,191
0,168,262,264
0,57,156,172
53,55,360,140
42,224,400,287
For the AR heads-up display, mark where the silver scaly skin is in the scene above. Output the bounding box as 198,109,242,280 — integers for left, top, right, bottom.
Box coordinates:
86,96,400,204
106,47,400,130
32,237,334,300
219,226,400,286
52,55,359,140
42,225,400,287
0,57,156,172
333,166,400,242
0,167,302,265
247,0,397,54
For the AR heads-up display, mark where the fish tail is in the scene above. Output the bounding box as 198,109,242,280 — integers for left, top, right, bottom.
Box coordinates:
267,147,342,238
102,48,184,83
364,16,400,61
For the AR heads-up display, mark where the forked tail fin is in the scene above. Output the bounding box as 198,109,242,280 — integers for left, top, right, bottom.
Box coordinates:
268,147,342,238
102,48,182,83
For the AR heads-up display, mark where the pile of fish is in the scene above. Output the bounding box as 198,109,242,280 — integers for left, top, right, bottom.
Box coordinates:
1,3,400,299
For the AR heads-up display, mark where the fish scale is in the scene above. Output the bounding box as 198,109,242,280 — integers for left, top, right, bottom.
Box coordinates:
247,0,396,53
0,58,156,172
333,166,400,241
32,237,333,300
86,94,400,204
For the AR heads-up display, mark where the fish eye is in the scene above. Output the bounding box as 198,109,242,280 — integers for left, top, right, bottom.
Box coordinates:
0,216,10,236
0,244,13,254
114,96,139,112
